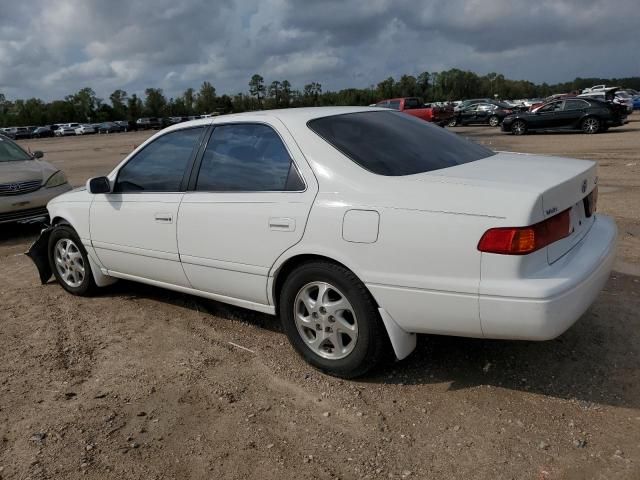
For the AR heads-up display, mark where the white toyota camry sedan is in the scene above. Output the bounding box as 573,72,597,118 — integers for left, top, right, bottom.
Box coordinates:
31,107,617,377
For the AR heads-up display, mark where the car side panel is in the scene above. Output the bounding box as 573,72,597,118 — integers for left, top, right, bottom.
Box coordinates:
271,194,488,336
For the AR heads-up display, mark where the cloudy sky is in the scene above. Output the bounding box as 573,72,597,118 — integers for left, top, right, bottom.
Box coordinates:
0,0,638,101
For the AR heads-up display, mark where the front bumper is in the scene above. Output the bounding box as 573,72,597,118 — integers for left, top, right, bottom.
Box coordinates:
0,183,72,223
479,215,617,340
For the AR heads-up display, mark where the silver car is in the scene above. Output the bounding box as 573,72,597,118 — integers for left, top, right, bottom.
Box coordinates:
0,134,72,223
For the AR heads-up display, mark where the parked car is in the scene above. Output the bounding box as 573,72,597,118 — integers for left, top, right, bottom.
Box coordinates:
3,127,32,140
97,122,123,134
29,107,616,377
375,97,454,126
502,97,627,135
633,95,640,110
0,133,71,223
114,120,136,132
54,125,77,137
455,98,492,111
579,88,634,114
135,117,162,130
31,126,55,138
447,102,513,127
75,124,96,135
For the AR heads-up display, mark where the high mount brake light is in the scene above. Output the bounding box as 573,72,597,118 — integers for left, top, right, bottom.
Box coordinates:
478,209,572,255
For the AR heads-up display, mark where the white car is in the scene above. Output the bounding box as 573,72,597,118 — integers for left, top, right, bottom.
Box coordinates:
578,89,634,114
75,124,96,135
32,107,617,377
54,125,77,137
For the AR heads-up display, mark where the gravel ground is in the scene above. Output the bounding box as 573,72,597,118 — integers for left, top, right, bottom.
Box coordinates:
1,116,639,479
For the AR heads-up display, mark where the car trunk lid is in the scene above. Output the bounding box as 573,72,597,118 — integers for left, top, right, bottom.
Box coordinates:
424,151,598,263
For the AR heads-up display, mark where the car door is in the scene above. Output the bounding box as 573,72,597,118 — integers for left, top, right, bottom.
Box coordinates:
90,126,206,286
560,99,590,128
531,101,563,128
177,120,318,306
459,105,477,124
474,104,493,124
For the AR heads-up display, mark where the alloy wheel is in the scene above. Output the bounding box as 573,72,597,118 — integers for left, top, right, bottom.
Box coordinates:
54,238,85,288
582,118,599,134
512,120,526,135
294,281,358,360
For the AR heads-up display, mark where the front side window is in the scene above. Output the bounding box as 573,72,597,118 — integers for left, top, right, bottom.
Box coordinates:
538,101,562,113
114,127,204,192
308,111,495,176
196,123,304,192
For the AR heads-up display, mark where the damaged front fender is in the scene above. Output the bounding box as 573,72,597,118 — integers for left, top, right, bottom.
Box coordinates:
25,226,54,284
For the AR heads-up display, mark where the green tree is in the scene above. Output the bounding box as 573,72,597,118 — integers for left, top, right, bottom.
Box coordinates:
248,74,266,107
144,88,167,117
268,80,282,107
196,81,217,114
183,87,196,115
127,93,144,121
67,87,99,122
109,89,128,119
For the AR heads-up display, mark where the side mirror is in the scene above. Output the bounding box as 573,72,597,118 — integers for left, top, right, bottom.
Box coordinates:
33,150,44,159
87,176,111,194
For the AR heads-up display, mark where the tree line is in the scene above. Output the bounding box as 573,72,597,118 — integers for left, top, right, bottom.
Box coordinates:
1,70,639,127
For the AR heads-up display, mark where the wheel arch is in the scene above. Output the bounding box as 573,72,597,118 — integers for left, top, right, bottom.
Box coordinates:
271,253,375,311
270,252,417,361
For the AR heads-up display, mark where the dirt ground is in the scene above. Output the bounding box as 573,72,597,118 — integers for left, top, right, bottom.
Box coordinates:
1,117,639,480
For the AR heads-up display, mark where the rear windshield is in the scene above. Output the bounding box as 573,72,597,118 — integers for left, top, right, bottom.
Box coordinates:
307,111,495,176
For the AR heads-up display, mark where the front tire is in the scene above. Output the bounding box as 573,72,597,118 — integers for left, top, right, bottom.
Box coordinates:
48,225,96,296
511,119,527,135
447,117,458,127
581,117,600,134
488,115,500,127
279,261,387,378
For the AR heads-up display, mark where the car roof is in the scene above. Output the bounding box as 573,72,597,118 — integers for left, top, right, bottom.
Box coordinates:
161,106,388,133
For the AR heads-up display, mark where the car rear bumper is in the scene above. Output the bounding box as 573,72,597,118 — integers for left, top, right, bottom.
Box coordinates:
0,183,72,223
478,214,617,340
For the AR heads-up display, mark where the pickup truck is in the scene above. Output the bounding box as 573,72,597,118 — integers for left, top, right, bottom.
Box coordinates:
374,97,454,126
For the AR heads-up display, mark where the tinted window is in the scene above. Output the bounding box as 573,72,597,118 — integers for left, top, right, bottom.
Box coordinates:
564,99,589,110
404,98,421,109
388,100,401,110
115,127,203,192
308,111,495,176
196,124,304,192
538,101,562,112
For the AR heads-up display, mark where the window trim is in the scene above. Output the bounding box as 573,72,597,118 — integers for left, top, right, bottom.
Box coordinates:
112,125,208,194
187,121,307,194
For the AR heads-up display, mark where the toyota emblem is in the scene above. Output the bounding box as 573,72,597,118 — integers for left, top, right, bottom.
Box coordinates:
9,183,19,192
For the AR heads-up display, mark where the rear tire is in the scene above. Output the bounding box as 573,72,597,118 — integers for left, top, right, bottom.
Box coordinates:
488,115,500,127
447,118,458,127
511,120,527,135
48,225,96,296
279,261,387,378
581,117,600,134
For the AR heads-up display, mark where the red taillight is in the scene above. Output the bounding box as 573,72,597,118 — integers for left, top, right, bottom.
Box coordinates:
478,209,572,255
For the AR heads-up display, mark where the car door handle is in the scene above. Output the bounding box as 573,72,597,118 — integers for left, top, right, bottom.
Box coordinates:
154,213,173,223
269,217,295,231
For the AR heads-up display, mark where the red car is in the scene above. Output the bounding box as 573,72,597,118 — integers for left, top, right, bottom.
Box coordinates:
375,97,454,126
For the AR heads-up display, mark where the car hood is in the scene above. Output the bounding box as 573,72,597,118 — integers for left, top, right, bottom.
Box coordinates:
0,160,58,184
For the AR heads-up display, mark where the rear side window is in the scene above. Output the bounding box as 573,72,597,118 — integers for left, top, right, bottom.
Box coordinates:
115,127,204,192
307,111,495,176
564,99,589,110
196,123,304,191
